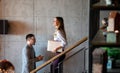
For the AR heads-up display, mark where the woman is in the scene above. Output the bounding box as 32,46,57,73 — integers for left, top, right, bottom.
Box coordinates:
51,17,67,73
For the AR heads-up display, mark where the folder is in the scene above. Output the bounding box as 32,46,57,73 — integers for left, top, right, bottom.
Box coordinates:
47,40,62,52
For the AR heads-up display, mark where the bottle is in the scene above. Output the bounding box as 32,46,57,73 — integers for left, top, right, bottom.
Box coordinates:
107,56,112,69
105,0,112,5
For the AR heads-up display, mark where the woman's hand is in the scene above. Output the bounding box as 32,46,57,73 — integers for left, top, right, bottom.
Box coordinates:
52,46,62,53
51,49,56,53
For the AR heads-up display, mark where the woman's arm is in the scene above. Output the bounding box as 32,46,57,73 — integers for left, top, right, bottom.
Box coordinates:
52,30,67,53
57,30,67,47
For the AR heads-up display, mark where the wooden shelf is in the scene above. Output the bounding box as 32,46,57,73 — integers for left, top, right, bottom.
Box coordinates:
92,2,120,10
91,30,120,47
107,68,120,73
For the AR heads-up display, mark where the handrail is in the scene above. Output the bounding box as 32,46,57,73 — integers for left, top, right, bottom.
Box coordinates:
30,37,88,73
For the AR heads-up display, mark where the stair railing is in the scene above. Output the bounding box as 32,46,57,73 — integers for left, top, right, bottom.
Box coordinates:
30,37,88,73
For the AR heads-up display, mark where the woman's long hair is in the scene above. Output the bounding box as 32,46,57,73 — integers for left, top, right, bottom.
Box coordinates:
56,17,67,40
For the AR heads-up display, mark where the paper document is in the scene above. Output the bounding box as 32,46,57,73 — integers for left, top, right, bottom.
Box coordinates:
47,40,62,52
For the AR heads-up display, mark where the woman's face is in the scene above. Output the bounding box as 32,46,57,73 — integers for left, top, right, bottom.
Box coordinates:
53,18,59,28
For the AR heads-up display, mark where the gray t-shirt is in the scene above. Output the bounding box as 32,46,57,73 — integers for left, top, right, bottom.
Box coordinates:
22,45,38,73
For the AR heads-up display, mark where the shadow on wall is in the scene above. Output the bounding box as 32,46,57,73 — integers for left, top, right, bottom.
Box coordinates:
8,20,33,35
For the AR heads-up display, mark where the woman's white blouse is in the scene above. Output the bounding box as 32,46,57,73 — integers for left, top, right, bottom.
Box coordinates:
54,30,67,47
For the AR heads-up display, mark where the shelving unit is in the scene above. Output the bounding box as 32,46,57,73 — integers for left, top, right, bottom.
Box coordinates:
89,0,120,73
92,2,120,10
92,30,120,47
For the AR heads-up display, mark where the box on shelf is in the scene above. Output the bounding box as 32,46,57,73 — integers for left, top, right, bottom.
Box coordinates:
107,11,120,32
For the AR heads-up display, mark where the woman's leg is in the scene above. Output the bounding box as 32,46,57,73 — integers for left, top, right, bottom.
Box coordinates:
51,54,65,73
51,58,59,73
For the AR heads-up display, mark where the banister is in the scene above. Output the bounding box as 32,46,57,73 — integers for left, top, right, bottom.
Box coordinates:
30,37,88,73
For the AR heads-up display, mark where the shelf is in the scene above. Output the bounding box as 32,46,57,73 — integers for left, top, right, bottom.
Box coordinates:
92,2,120,10
90,1,120,73
107,68,120,73
91,30,120,47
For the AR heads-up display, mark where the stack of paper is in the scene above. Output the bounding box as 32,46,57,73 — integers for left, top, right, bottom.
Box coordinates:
47,40,62,52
